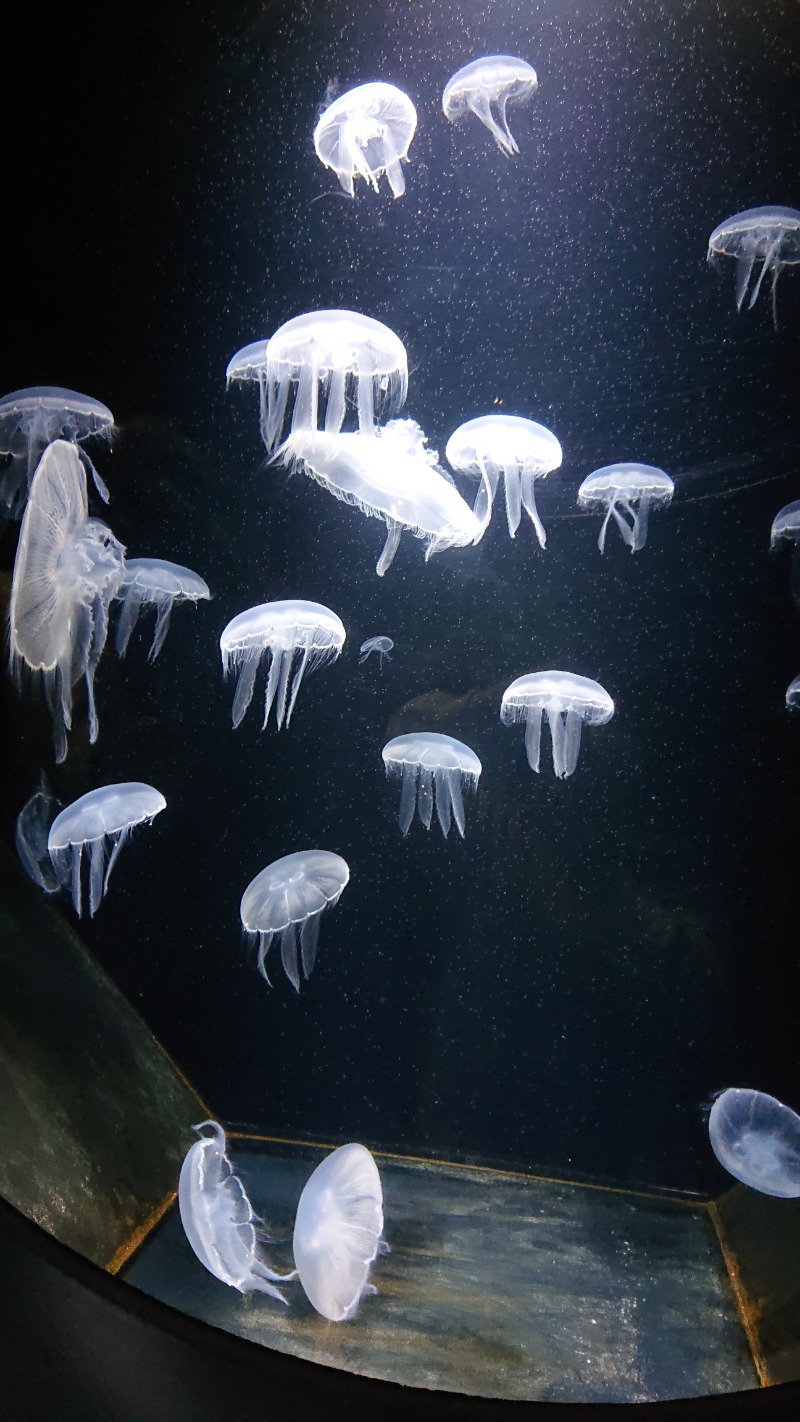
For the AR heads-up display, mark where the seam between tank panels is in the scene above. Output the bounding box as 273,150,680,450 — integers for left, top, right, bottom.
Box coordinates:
705,1199,770,1388
105,1189,178,1274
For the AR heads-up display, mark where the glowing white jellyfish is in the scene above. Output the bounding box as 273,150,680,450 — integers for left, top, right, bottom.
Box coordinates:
220,599,345,733
240,850,350,991
283,419,482,575
47,782,166,918
226,310,407,457
10,440,126,762
179,1121,296,1300
445,414,562,546
443,56,538,156
359,635,393,665
786,675,800,712
314,82,417,199
709,1089,800,1198
115,558,211,661
708,207,800,329
293,1143,385,1321
577,464,674,554
501,671,614,779
769,499,800,603
382,732,481,837
0,385,114,518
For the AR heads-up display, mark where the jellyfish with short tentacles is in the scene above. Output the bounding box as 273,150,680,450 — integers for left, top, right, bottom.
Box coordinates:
48,782,166,918
382,732,481,837
360,636,393,666
443,56,538,156
577,464,674,554
314,83,417,199
240,850,350,991
293,1143,385,1321
787,675,800,712
445,414,562,546
0,385,114,519
220,599,345,733
226,310,407,458
501,672,614,779
115,558,211,661
709,1089,800,1198
708,207,800,330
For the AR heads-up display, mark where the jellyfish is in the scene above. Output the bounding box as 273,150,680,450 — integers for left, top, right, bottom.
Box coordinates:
220,599,345,733
442,56,538,156
708,207,800,329
382,732,481,837
577,464,674,554
9,440,126,762
770,499,800,603
359,635,393,666
501,671,614,779
115,557,211,661
293,1143,385,1321
708,1089,800,1198
283,419,482,575
240,850,350,990
47,782,166,918
0,385,114,519
786,675,800,712
15,777,61,894
314,82,417,199
179,1121,296,1300
226,310,407,457
445,414,562,546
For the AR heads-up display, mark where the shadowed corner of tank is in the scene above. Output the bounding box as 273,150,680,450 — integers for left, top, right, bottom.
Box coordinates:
704,1188,772,1388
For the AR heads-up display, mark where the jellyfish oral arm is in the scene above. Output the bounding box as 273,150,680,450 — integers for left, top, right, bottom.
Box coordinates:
376,518,403,576
524,706,543,771
398,762,418,834
519,467,547,548
378,126,406,199
469,89,518,156
735,246,756,311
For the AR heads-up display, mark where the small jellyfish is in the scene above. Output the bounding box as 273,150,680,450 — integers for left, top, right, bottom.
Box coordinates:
15,777,61,894
708,207,800,329
220,599,345,733
786,675,800,712
293,1143,385,1321
314,82,417,199
240,850,350,990
501,671,614,779
709,1088,800,1198
577,464,674,554
445,414,562,546
10,440,126,762
443,56,538,156
359,635,393,666
382,732,481,837
0,385,114,519
227,310,407,457
179,1121,296,1300
115,558,211,661
47,782,166,918
770,499,800,603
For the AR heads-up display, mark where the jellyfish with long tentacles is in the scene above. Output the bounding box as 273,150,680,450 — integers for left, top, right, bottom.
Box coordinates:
0,385,114,519
708,207,800,330
382,732,481,837
48,782,166,918
314,83,417,198
443,56,538,156
359,635,393,666
240,850,350,990
446,414,561,546
501,671,614,779
577,464,674,554
220,600,345,732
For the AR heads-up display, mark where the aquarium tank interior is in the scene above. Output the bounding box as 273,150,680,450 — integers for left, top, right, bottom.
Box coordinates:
2,0,800,1411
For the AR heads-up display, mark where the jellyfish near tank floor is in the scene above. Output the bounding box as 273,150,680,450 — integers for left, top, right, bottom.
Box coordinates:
708,1089,800,1198
239,850,350,991
382,732,482,837
501,671,615,779
220,599,346,732
293,1143,385,1321
47,782,166,918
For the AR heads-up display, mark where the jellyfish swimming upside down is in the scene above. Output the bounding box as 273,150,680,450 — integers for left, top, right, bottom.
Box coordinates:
501,671,614,779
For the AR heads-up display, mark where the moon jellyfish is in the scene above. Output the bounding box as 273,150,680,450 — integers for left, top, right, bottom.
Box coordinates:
220,599,345,733
0,385,114,519
240,850,350,991
227,310,407,458
443,56,538,156
382,732,481,837
786,675,800,712
115,558,211,661
293,1143,385,1321
48,782,166,918
284,419,481,575
10,440,126,762
314,82,417,199
445,414,562,546
15,778,61,894
501,671,614,779
770,500,800,603
709,1089,800,1198
359,635,393,666
577,464,674,554
179,1121,296,1301
708,207,800,329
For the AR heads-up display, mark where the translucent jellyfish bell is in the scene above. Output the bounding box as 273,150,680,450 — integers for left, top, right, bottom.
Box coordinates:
382,732,481,837
115,558,211,661
220,599,345,733
769,499,800,604
501,671,614,779
227,310,408,458
240,850,350,991
443,56,538,156
314,82,417,199
0,385,114,518
787,675,800,712
709,1089,800,1198
10,440,126,762
359,635,393,665
445,414,562,546
16,778,61,894
293,1143,385,1321
708,207,800,329
577,464,674,554
47,782,166,918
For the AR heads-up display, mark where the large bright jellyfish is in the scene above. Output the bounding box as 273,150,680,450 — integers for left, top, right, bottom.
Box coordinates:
293,1143,385,1321
708,207,800,329
382,732,481,837
220,599,345,732
240,849,350,991
501,671,614,779
443,56,538,156
709,1089,800,1198
115,558,211,661
577,464,674,554
314,82,417,199
48,782,166,918
0,385,114,518
10,440,126,762
445,414,562,546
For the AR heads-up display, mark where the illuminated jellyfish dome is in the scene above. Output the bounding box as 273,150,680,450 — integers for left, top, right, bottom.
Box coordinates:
314,82,417,199
445,413,562,546
443,55,538,156
709,1089,800,1198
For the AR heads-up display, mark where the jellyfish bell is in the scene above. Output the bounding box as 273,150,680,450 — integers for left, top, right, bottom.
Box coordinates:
708,206,800,329
293,1143,385,1321
501,671,614,779
443,55,538,157
786,675,800,712
16,778,61,894
240,849,350,991
314,82,417,199
0,385,114,518
382,732,481,837
770,499,800,550
708,1088,800,1198
220,599,345,733
47,781,166,918
577,464,674,554
445,414,562,546
359,635,393,665
115,557,211,661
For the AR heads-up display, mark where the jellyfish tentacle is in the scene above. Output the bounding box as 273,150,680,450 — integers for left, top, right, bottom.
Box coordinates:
520,466,547,548
468,90,516,156
293,354,319,434
256,931,275,985
149,599,174,661
417,765,434,829
265,369,290,455
748,236,781,312
280,924,301,992
563,707,584,777
472,453,496,538
380,127,406,198
285,634,312,726
434,768,452,837
356,355,376,432
610,499,636,549
503,463,522,537
273,644,295,729
80,449,110,504
376,518,403,576
448,767,467,837
547,702,569,778
597,498,616,554
262,645,284,729
231,650,259,728
398,762,417,834
524,707,543,772
88,835,105,918
115,593,141,657
734,247,756,312
494,94,520,155
325,366,347,433
300,912,322,980
341,119,375,192
70,843,83,917
632,494,651,552
770,259,783,332
103,826,130,895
